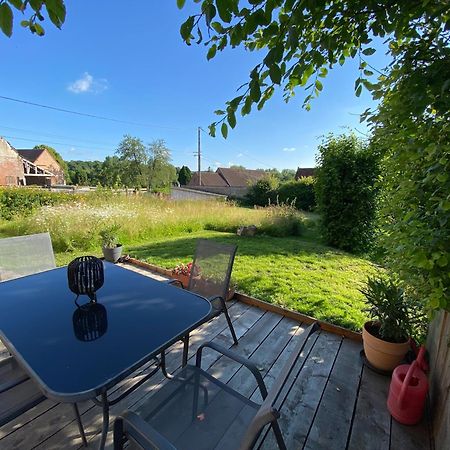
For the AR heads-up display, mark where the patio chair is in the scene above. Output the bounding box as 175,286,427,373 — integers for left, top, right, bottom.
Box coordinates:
0,232,56,282
0,234,87,445
169,239,238,367
113,322,320,450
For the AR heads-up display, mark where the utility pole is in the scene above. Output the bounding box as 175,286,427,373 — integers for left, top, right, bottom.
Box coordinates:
197,126,201,186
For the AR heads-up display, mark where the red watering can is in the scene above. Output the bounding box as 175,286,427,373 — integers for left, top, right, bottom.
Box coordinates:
387,346,428,425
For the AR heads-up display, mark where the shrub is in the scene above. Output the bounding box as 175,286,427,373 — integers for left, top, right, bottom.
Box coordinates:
257,205,305,237
245,176,279,206
277,177,316,211
370,38,450,312
315,133,380,253
0,187,77,220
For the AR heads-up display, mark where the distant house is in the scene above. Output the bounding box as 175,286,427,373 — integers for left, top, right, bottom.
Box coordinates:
16,148,65,185
187,167,266,198
295,167,316,179
0,137,64,187
0,137,26,186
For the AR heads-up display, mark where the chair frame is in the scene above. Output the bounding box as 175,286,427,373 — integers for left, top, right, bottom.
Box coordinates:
113,322,320,450
169,239,238,368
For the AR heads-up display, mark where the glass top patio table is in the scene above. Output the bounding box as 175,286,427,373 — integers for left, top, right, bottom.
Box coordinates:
0,263,211,402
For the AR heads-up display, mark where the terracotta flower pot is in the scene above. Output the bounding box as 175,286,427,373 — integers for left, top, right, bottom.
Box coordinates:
362,321,410,371
172,273,190,288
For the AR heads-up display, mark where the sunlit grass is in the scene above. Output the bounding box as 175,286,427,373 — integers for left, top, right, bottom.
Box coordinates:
126,230,375,331
0,193,374,331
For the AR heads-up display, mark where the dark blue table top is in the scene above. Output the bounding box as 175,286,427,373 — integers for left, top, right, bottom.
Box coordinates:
0,263,211,401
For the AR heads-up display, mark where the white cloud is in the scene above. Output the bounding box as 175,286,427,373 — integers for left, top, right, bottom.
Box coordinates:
282,147,296,152
237,153,244,158
68,72,108,94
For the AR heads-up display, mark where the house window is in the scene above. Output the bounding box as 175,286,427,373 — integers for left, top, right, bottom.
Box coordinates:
5,176,15,185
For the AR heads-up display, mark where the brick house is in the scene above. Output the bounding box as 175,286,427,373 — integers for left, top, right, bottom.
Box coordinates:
0,137,26,186
0,137,63,187
16,148,65,185
187,167,266,197
295,167,316,179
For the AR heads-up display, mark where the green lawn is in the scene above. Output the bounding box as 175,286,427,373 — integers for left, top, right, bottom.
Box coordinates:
125,230,375,331
1,193,375,332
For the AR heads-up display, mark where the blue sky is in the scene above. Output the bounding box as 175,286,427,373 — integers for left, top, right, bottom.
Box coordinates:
0,1,390,171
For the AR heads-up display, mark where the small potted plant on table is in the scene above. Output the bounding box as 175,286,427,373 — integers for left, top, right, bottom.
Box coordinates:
361,275,416,372
100,225,123,263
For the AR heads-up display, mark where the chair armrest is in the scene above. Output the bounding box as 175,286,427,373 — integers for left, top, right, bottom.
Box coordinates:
196,341,268,399
116,411,177,450
166,278,185,288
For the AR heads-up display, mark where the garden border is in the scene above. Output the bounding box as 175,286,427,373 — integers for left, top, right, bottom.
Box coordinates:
122,256,362,342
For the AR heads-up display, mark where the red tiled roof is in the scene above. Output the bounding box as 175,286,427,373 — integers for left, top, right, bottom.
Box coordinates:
216,167,266,187
16,149,45,163
295,167,315,179
187,172,229,187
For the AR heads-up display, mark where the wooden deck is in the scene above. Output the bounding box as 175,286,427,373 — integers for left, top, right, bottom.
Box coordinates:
0,266,433,450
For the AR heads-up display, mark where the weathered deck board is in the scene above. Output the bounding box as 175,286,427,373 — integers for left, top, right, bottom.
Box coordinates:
259,331,342,450
303,338,363,450
0,267,432,450
347,366,392,450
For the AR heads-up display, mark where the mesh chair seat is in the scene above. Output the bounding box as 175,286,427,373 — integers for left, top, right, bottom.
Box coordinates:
0,357,46,427
0,232,56,282
128,365,260,450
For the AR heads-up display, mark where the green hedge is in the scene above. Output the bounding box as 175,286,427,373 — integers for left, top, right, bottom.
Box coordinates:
276,178,315,211
0,188,75,220
246,177,316,211
315,133,380,254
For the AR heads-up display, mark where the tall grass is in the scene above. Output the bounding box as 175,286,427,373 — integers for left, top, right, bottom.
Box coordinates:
0,193,308,253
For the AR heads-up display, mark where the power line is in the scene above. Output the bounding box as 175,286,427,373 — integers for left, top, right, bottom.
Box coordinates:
199,126,273,169
0,95,183,131
0,125,117,147
2,135,113,152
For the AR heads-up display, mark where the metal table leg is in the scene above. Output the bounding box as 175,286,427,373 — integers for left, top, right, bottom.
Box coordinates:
98,392,109,450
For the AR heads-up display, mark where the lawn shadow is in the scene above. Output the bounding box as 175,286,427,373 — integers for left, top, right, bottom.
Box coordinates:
125,232,339,266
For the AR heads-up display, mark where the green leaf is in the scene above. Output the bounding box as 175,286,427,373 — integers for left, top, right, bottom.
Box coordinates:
217,0,232,23
176,0,186,9
33,22,45,35
269,64,282,84
211,21,224,33
228,111,236,128
45,0,66,27
204,3,216,27
207,44,217,60
355,85,362,97
221,122,228,139
7,0,23,10
28,0,41,12
208,123,216,137
362,47,376,56
180,16,195,43
315,79,323,91
0,3,13,37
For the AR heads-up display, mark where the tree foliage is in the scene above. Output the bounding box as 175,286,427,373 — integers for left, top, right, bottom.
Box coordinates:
115,135,148,188
147,139,177,191
0,0,66,37
315,133,380,253
369,35,450,312
178,0,450,137
178,165,192,185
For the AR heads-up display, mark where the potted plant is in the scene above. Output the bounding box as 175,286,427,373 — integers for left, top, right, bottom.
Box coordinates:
100,225,123,263
361,275,414,371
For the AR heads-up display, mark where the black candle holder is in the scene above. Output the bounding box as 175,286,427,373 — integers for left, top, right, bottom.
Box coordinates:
72,303,108,342
67,256,104,302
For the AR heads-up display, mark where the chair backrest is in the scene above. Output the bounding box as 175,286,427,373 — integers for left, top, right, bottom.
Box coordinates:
0,232,56,282
187,239,237,300
239,322,320,449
